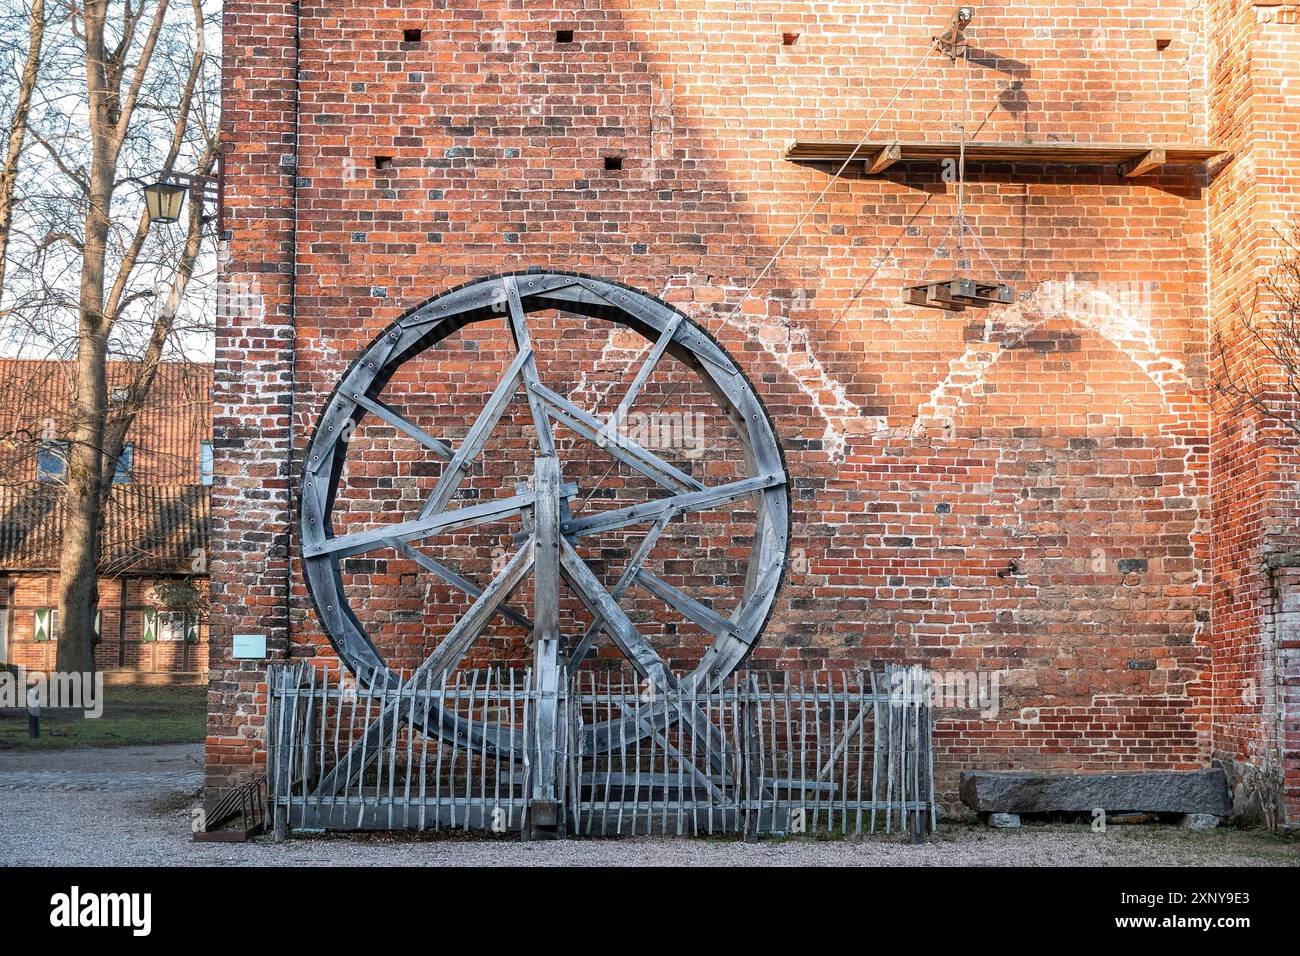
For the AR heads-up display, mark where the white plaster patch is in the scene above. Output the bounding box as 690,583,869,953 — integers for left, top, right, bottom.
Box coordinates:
910,277,1191,436
705,281,862,461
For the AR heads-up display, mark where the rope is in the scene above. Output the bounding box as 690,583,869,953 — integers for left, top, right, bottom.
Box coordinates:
920,38,1011,288
579,36,943,502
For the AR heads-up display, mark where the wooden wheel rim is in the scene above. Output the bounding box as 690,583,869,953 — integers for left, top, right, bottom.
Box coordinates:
299,271,790,754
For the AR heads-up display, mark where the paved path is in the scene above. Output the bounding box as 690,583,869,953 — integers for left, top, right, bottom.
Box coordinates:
1,745,1297,866
0,744,203,793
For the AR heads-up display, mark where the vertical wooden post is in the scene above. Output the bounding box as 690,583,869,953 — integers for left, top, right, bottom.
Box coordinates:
529,455,565,836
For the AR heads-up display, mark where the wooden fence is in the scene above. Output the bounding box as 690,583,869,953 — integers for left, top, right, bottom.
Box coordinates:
266,663,936,839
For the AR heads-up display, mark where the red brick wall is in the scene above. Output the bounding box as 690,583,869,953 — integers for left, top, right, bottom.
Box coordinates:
212,0,1292,816
1207,0,1300,826
1,574,209,674
207,0,301,783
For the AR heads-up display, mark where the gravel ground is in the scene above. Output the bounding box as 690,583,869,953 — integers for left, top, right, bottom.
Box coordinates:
2,745,1297,867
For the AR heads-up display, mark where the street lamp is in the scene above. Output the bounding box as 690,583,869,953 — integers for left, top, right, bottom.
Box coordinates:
144,171,218,226
144,180,187,224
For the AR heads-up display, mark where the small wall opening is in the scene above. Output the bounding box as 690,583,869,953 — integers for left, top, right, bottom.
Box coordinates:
782,32,800,46
556,29,574,43
403,28,422,43
603,156,623,171
374,156,394,171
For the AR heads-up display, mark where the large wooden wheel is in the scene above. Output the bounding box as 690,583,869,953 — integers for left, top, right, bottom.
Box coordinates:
299,272,789,758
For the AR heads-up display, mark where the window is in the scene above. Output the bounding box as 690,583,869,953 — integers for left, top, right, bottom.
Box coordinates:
33,608,57,642
113,443,133,484
37,441,68,481
143,608,198,643
199,440,213,486
111,386,129,402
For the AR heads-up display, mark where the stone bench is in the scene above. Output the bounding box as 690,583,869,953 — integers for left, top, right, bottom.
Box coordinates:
960,769,1230,827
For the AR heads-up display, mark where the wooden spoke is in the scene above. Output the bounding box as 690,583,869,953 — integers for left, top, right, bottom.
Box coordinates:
562,473,782,538
566,511,673,670
558,537,676,690
346,390,452,459
526,379,705,494
387,538,533,630
503,275,557,458
559,539,740,773
307,489,544,560
418,346,532,521
418,537,536,679
601,310,684,440
530,456,563,820
633,569,743,640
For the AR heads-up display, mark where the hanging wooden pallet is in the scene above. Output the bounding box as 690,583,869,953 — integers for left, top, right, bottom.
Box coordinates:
907,278,1014,312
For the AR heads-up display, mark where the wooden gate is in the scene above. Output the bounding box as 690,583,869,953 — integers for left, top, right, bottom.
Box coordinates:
265,663,936,839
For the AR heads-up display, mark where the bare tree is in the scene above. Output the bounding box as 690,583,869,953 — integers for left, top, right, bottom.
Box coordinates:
0,0,44,307
0,0,218,671
1215,224,1300,443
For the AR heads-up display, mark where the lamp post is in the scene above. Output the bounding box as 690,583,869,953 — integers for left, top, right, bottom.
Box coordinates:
144,171,218,226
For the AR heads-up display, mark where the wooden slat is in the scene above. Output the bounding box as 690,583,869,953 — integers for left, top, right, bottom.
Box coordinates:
389,538,533,630
346,390,453,459
633,569,743,640
418,346,531,520
307,489,543,559
562,473,782,538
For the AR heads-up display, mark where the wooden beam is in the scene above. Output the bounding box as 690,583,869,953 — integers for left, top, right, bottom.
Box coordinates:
561,473,782,538
347,390,452,459
1121,147,1166,178
867,143,901,173
530,456,563,830
558,537,675,690
634,569,743,640
603,310,684,439
313,539,537,796
566,511,673,670
307,489,542,559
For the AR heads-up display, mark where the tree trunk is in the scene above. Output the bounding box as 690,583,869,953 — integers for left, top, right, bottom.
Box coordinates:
55,2,115,675
56,325,109,673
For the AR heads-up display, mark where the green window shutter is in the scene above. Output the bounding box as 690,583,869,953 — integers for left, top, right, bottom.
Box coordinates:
142,607,157,643
33,608,50,642
184,616,199,643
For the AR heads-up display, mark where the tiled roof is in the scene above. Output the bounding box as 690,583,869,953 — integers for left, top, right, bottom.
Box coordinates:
0,359,213,485
0,482,209,575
